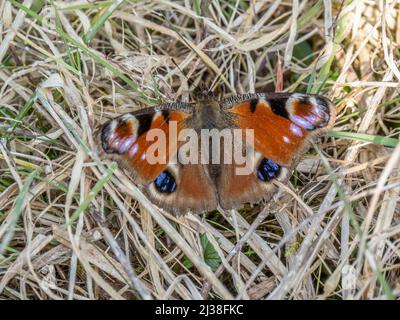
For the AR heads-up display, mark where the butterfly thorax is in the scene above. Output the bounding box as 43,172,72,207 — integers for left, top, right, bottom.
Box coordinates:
192,100,229,130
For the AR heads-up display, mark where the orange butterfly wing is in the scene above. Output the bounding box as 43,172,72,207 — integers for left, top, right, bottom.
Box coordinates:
100,103,192,183
223,93,336,167
216,93,336,209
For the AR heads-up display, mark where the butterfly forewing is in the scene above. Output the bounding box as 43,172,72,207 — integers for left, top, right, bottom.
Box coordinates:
222,93,335,167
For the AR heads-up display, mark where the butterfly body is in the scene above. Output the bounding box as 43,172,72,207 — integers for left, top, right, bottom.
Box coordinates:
99,93,335,215
186,99,231,132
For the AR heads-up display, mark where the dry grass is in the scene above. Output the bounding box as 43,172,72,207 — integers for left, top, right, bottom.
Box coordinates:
0,0,399,300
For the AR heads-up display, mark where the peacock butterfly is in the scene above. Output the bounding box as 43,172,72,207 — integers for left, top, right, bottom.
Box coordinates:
99,92,335,215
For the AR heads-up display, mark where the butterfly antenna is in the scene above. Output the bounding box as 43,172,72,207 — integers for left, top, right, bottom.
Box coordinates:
171,58,192,85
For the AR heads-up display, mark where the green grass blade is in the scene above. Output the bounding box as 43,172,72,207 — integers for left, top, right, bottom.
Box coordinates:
64,162,117,227
0,169,39,256
84,0,124,44
314,144,394,300
328,131,399,148
8,0,156,105
60,1,112,11
6,92,37,138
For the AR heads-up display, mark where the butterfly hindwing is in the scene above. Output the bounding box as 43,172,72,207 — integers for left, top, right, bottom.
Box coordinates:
217,147,291,210
146,162,218,214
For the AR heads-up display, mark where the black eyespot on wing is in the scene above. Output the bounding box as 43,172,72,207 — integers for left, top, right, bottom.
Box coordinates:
101,122,114,154
249,99,258,113
314,97,331,127
136,114,154,136
314,95,330,114
268,98,289,119
257,158,281,181
154,170,177,194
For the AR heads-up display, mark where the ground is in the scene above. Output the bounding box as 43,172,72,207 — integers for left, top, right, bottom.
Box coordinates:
0,0,399,300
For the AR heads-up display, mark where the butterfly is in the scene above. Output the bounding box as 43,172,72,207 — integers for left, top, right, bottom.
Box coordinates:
99,92,335,215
